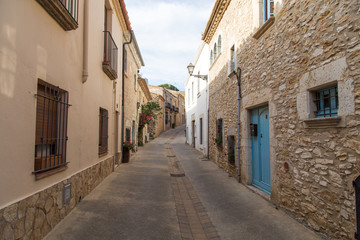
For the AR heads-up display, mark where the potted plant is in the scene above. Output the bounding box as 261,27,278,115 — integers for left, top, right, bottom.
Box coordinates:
123,141,136,163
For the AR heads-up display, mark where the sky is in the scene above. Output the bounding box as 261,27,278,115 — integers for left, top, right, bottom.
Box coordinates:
126,0,214,91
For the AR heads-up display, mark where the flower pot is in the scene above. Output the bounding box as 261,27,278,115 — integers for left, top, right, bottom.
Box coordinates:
123,147,130,163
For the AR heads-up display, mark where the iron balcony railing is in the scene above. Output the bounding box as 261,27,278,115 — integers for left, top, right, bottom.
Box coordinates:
165,102,172,109
103,31,118,80
36,0,79,30
59,0,79,23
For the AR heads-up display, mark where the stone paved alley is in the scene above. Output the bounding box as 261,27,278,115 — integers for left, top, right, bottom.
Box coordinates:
44,126,323,240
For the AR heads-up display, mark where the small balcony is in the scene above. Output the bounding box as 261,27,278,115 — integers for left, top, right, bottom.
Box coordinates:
165,102,171,109
103,31,118,80
36,0,79,31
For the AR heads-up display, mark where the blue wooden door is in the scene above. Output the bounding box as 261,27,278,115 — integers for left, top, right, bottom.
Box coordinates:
251,106,271,193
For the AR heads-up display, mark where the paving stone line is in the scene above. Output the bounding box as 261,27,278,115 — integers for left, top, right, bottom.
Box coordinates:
166,131,220,240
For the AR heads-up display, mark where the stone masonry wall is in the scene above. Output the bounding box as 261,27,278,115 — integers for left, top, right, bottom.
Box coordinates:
208,0,359,239
0,157,114,240
208,0,254,176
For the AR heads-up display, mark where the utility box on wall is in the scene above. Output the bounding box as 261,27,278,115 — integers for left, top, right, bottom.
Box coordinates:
63,183,71,206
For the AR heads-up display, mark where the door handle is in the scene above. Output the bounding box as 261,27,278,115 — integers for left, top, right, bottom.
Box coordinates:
260,134,263,138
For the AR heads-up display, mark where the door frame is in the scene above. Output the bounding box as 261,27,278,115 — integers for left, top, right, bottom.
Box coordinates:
250,105,271,193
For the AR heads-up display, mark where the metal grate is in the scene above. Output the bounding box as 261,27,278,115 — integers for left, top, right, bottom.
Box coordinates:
170,173,185,177
99,108,108,155
314,86,338,118
34,82,70,173
354,176,360,239
59,0,79,23
103,31,118,75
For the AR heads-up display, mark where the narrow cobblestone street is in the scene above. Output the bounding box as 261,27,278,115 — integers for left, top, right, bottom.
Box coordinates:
44,126,322,240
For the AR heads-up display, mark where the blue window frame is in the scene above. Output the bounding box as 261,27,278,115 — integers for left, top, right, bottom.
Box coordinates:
314,86,338,118
264,0,274,22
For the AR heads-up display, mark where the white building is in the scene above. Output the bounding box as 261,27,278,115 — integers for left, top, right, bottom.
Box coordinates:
185,42,209,157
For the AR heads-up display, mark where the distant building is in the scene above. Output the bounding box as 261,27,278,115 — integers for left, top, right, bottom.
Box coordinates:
148,85,185,134
137,77,152,144
149,92,165,138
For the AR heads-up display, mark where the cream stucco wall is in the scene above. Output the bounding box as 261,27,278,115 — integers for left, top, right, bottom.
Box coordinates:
0,0,127,209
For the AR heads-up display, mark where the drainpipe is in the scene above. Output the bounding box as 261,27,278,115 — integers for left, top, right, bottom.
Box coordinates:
163,88,166,132
82,0,89,83
206,78,209,159
120,30,133,163
235,67,242,183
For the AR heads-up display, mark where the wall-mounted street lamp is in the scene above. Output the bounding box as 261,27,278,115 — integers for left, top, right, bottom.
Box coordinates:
187,63,208,80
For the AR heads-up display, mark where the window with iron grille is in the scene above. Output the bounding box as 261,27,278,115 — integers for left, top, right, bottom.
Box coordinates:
200,118,203,145
99,108,108,155
124,49,128,73
264,0,274,22
227,135,235,165
215,118,223,147
314,86,338,118
34,81,69,174
165,112,168,124
125,128,131,142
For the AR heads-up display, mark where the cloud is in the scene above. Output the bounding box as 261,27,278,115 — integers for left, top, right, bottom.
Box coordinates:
126,0,213,91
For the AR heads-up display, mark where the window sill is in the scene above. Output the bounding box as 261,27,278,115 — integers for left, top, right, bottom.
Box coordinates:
304,116,341,128
253,16,275,40
35,165,68,180
99,152,109,158
103,63,118,80
228,70,236,78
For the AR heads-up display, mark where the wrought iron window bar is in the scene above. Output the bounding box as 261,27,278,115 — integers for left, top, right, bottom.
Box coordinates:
99,108,109,155
313,86,338,118
59,0,79,23
34,82,70,174
36,0,79,30
103,31,118,80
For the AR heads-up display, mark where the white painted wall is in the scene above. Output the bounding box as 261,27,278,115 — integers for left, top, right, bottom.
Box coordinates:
185,42,209,157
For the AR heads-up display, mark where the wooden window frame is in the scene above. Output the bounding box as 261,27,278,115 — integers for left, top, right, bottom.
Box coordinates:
34,80,69,177
264,0,274,23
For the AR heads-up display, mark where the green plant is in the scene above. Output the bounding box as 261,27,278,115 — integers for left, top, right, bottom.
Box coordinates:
138,102,162,131
215,137,222,144
158,84,179,91
123,141,136,152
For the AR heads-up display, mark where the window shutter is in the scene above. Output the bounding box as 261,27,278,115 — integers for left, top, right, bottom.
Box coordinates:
35,85,58,145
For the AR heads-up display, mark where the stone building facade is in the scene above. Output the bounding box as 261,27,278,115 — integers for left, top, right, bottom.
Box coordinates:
0,0,143,239
203,0,360,239
137,77,152,144
123,33,144,148
169,89,186,127
149,92,165,138
148,85,185,132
